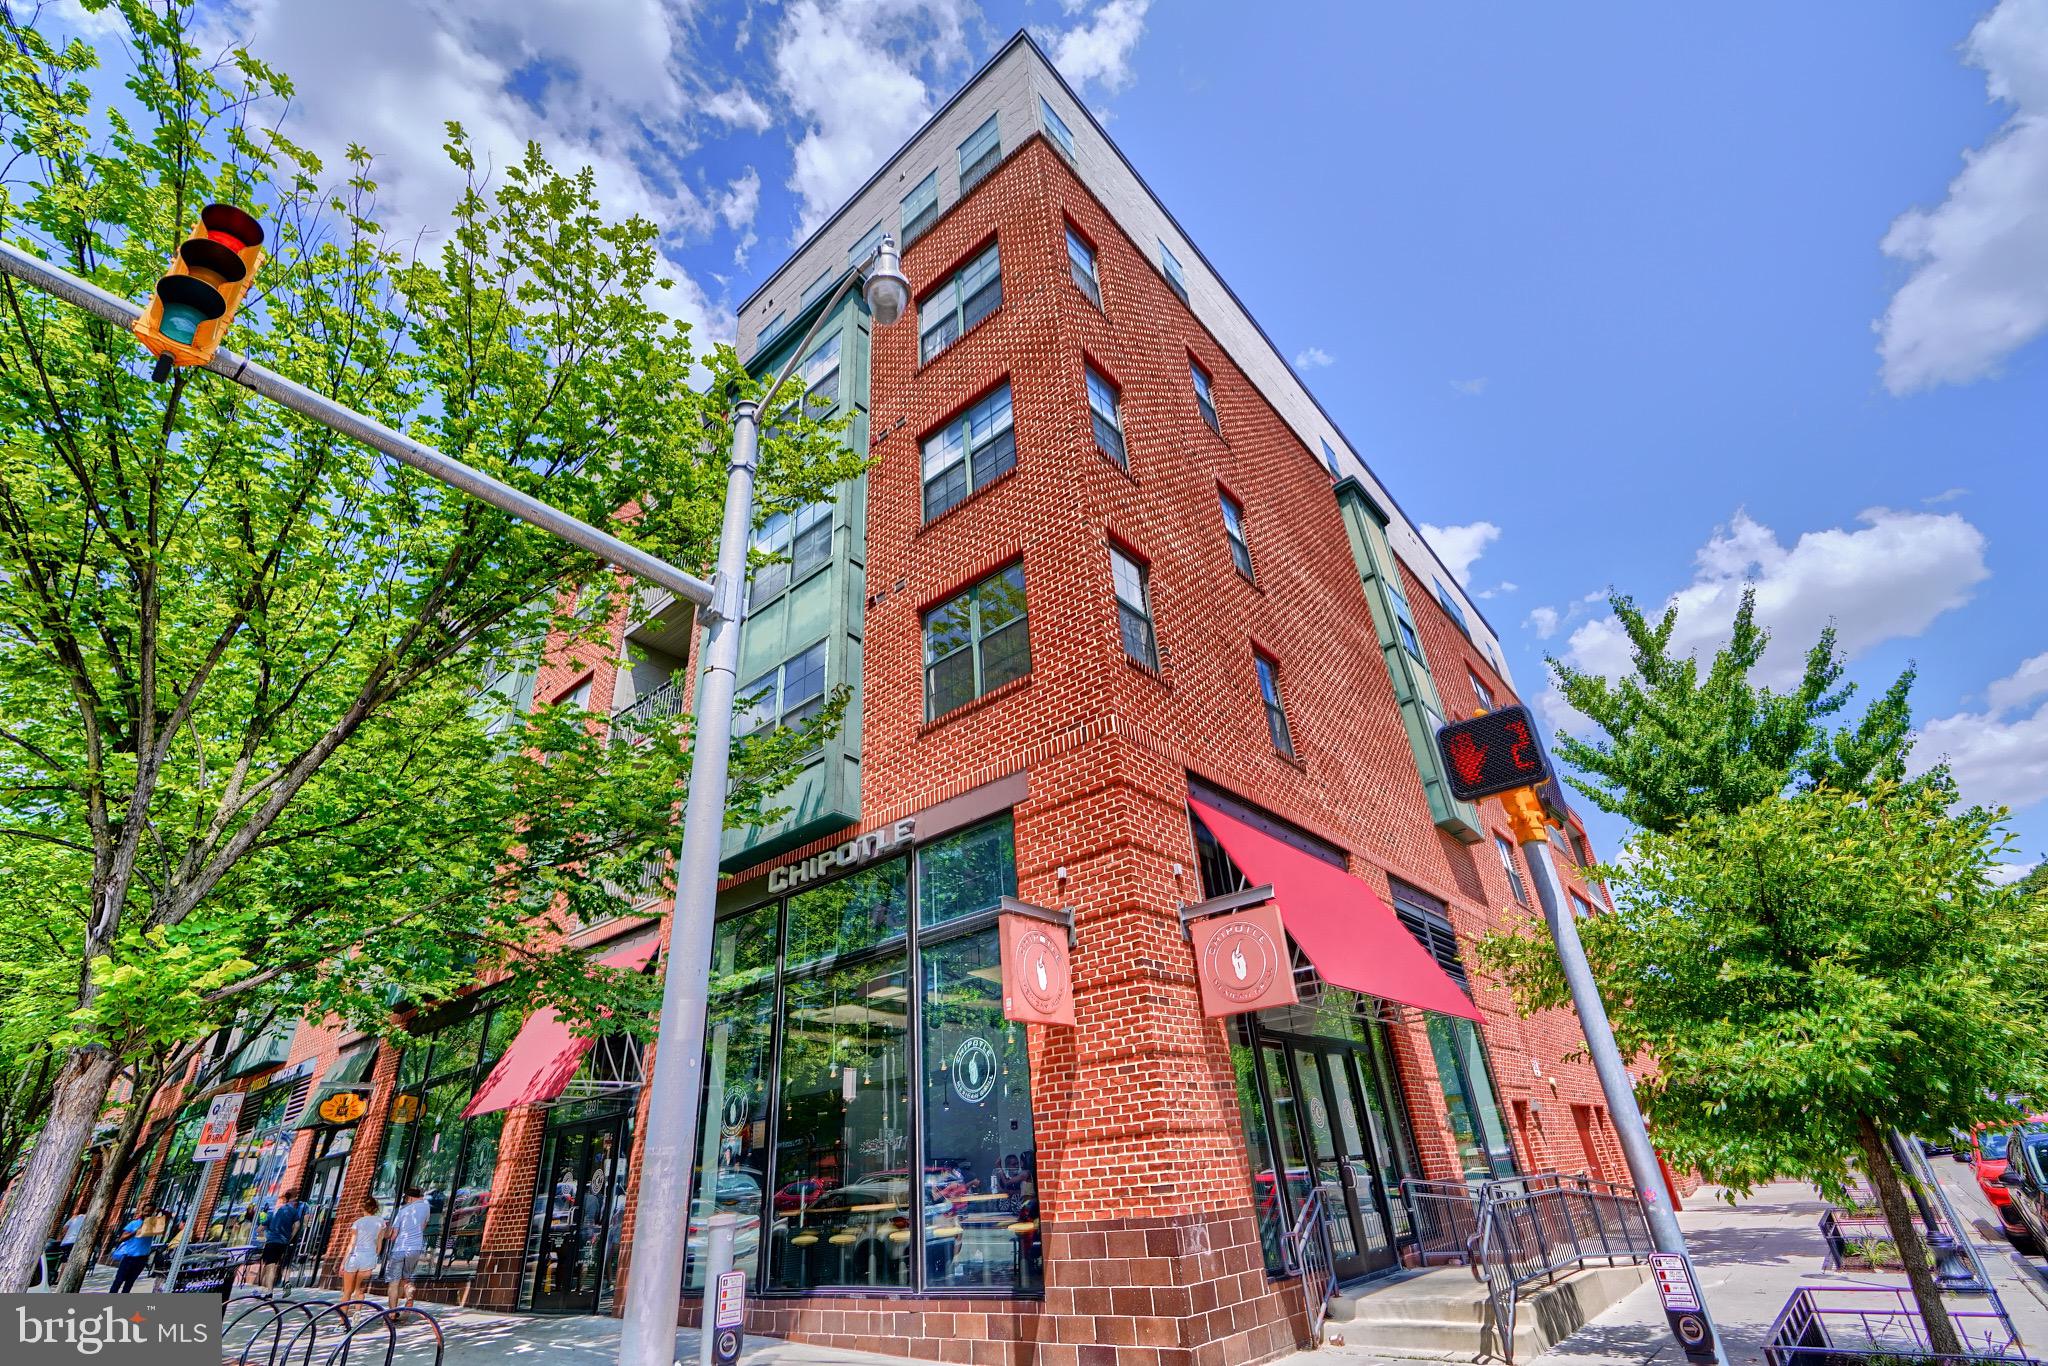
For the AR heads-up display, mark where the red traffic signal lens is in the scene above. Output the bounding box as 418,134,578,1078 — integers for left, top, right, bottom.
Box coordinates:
199,203,263,254
177,237,247,286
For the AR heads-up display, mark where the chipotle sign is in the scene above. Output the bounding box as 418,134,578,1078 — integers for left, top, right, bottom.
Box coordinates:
1189,902,1298,1018
1000,911,1075,1026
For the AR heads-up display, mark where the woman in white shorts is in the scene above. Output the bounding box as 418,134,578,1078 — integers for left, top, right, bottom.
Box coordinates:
337,1194,387,1311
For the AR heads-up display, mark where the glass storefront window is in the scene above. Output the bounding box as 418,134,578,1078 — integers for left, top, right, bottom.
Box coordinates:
212,1084,295,1242
786,860,908,972
920,929,1038,1291
1427,1017,1517,1180
772,955,912,1290
916,817,1016,928
154,1106,207,1227
1231,1029,1286,1275
686,978,775,1289
369,1002,508,1279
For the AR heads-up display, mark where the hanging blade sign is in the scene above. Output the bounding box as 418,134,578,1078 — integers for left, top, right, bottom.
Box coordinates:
1434,704,1553,802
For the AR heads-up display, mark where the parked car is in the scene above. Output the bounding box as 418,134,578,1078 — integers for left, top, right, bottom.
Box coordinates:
1997,1130,2048,1253
772,1176,837,1214
1970,1118,2047,1243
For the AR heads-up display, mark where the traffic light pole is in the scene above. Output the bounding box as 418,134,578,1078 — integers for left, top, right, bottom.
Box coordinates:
1503,789,1728,1366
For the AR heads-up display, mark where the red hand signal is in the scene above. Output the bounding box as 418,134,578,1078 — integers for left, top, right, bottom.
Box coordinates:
1445,730,1488,786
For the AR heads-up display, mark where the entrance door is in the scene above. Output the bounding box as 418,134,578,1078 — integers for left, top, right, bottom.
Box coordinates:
527,1118,626,1314
1291,1047,1399,1281
299,1136,353,1283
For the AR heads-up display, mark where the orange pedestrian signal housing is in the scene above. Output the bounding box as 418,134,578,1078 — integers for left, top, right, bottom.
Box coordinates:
1434,703,1553,803
133,203,265,381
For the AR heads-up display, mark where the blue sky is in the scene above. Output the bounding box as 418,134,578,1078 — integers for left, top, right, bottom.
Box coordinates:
90,1,2048,874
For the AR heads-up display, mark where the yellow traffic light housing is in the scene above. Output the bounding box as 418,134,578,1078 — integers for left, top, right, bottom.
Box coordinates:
133,203,265,382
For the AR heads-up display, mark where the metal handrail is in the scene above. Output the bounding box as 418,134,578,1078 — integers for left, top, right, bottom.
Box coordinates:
1281,1187,1338,1342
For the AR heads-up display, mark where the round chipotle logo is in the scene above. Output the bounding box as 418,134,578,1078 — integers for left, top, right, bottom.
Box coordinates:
1014,926,1068,1016
951,1036,997,1104
1202,917,1282,1005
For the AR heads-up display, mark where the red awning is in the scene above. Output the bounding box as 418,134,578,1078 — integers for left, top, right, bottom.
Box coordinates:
462,933,660,1118
1191,797,1481,1021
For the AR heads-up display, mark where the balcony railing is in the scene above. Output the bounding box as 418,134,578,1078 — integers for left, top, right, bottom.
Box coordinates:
612,679,685,741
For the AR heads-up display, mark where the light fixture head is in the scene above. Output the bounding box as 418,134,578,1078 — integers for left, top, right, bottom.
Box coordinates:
862,234,910,327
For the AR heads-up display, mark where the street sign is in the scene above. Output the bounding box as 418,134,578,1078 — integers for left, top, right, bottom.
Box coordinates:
193,1091,245,1162
711,1269,745,1365
1649,1252,1717,1362
1435,704,1552,802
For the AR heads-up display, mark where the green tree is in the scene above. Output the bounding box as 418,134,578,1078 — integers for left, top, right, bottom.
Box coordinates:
0,0,860,1287
1485,787,2048,1353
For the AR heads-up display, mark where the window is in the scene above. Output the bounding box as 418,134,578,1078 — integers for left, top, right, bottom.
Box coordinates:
736,640,828,737
1220,492,1253,580
1159,239,1187,302
1470,670,1496,712
1390,880,1469,991
210,1083,296,1237
758,311,786,348
1320,438,1340,475
800,331,842,411
1040,96,1075,159
1570,891,1595,919
919,240,1001,364
1435,580,1471,639
1066,226,1100,307
1255,653,1293,758
799,268,835,308
1495,835,1529,906
1387,580,1425,661
557,676,593,710
1110,546,1158,671
921,383,1015,521
1427,1015,1518,1180
900,170,939,245
958,113,1001,194
924,564,1031,719
1190,360,1219,434
849,220,885,266
1085,364,1125,467
749,502,833,606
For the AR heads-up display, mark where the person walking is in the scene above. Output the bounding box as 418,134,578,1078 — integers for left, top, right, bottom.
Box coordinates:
337,1195,387,1318
259,1194,307,1294
107,1216,156,1294
386,1186,431,1319
43,1209,88,1286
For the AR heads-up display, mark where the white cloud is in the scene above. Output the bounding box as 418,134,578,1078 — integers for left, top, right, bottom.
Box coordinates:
1528,606,1562,640
1546,507,1989,734
1990,651,2048,714
774,0,971,237
1042,0,1152,95
1989,860,2041,885
1450,377,1489,396
1877,0,2048,393
1923,486,1971,505
716,168,762,233
701,84,775,133
205,0,731,337
1419,521,1501,587
1294,346,1335,370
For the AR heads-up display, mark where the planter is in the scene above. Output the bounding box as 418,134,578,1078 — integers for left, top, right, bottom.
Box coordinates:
1821,1210,1910,1271
1765,1286,2035,1366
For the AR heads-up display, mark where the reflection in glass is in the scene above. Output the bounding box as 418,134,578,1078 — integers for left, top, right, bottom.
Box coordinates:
785,861,908,972
919,929,1038,1291
687,985,774,1288
1428,1017,1517,1179
1293,1051,1358,1261
1231,1029,1286,1274
916,817,1017,928
771,957,911,1289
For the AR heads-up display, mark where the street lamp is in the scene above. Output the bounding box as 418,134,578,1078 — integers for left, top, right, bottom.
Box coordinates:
615,237,910,1366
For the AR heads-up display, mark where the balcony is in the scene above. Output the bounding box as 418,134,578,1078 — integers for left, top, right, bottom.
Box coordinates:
611,678,686,744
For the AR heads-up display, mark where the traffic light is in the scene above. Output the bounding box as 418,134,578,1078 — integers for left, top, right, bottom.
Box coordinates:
1435,704,1553,802
133,203,265,381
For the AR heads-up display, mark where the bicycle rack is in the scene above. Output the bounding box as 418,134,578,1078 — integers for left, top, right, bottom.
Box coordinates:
313,1304,445,1366
274,1301,390,1366
222,1295,336,1366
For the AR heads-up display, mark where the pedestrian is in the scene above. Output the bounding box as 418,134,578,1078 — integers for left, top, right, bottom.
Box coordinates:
386,1185,431,1319
107,1217,155,1294
42,1208,87,1285
337,1194,386,1317
259,1193,307,1294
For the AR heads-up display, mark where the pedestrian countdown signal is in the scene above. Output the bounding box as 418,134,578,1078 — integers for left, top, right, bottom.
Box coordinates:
1435,704,1551,802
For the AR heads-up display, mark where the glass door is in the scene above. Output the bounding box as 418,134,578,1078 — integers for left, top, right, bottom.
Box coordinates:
526,1118,626,1314
1292,1047,1398,1280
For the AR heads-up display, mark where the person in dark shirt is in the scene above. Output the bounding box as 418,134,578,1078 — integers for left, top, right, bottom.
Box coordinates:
259,1196,308,1293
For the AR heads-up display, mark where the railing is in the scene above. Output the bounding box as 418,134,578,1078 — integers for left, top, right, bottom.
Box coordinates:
611,679,686,737
1405,1177,1484,1271
1764,1286,2038,1366
1281,1187,1338,1341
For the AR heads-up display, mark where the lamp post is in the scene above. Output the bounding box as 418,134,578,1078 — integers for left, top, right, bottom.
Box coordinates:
615,237,908,1366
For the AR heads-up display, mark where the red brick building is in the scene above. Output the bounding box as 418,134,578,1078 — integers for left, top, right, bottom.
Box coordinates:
102,31,1670,1366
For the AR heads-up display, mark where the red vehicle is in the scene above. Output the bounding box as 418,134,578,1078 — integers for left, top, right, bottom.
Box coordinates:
1970,1119,2047,1240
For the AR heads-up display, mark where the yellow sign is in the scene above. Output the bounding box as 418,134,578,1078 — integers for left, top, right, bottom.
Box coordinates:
316,1091,368,1126
389,1093,421,1124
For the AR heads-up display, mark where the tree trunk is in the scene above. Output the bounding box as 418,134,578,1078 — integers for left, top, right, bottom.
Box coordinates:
1857,1114,1962,1357
0,1047,118,1292
56,1073,155,1293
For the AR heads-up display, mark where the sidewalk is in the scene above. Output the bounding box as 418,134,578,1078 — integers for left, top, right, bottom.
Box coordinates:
1293,1171,2048,1366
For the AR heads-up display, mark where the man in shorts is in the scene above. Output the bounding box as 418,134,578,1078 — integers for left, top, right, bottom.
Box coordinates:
386,1186,431,1316
260,1195,307,1293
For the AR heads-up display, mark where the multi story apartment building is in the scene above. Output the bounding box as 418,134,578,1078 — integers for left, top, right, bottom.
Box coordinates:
101,31,1663,1366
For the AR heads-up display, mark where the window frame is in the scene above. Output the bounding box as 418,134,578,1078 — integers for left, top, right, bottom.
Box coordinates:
920,381,1017,523
1040,96,1076,159
1190,358,1220,435
1219,489,1254,581
1084,362,1126,468
1065,223,1101,309
1254,650,1294,759
918,238,1002,365
1434,580,1472,639
736,639,829,739
748,501,834,608
848,220,885,267
1469,670,1496,712
1494,834,1530,907
922,563,1032,720
958,113,1002,195
900,170,939,246
1109,544,1159,672
1159,239,1187,302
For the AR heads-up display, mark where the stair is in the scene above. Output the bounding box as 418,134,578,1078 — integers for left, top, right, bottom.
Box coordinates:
1319,1262,1649,1362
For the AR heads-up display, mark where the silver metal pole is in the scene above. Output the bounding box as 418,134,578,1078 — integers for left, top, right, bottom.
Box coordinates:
158,1160,212,1292
614,396,757,1366
1520,831,1730,1366
696,1212,737,1366
0,238,715,610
